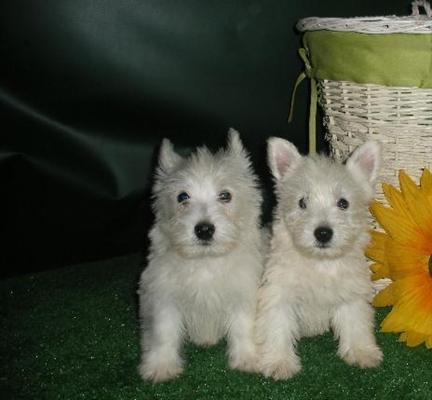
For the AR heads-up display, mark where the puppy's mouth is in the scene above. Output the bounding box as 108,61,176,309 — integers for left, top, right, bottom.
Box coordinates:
198,239,213,246
315,242,331,249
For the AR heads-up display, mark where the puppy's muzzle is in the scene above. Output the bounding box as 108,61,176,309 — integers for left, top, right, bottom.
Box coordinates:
314,226,333,247
194,222,215,243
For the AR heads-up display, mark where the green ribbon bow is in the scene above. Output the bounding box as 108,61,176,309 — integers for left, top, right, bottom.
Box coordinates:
288,47,317,154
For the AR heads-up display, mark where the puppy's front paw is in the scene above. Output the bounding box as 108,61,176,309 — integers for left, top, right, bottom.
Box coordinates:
340,345,383,369
138,354,184,383
229,349,258,373
259,356,301,380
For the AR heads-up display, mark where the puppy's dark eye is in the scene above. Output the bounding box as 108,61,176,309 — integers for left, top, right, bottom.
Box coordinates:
337,198,349,210
299,197,307,209
218,191,232,203
177,192,190,203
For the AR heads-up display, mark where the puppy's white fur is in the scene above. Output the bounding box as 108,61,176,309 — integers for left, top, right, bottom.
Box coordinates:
138,129,263,382
256,139,383,380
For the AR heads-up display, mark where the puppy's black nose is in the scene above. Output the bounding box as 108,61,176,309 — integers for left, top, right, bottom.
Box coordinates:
314,226,333,244
194,222,215,241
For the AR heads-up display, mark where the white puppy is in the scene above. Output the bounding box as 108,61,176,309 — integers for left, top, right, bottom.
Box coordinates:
255,138,383,380
138,129,263,383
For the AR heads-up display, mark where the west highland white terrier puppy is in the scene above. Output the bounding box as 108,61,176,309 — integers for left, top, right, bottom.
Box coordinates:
138,129,264,383
255,138,383,380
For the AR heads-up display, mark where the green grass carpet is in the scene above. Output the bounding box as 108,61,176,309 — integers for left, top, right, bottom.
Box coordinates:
1,253,431,400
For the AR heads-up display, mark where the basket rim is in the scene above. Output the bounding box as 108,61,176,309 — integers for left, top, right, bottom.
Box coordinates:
297,15,432,34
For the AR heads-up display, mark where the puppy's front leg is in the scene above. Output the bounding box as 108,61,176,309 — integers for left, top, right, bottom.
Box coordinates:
138,303,184,383
256,297,301,380
227,305,258,373
332,300,383,368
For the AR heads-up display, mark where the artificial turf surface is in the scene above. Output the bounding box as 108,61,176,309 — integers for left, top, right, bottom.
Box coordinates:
1,253,431,400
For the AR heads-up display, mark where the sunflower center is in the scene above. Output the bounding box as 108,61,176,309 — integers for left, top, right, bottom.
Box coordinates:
429,256,432,277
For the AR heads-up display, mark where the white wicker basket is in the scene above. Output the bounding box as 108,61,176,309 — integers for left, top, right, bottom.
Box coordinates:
297,1,432,201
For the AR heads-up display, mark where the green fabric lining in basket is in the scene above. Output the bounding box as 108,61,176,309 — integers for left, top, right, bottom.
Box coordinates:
304,31,432,88
290,31,432,153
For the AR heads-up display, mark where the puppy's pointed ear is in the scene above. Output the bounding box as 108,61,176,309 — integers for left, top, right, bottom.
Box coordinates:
346,141,382,184
267,137,301,180
158,138,183,173
227,127,246,156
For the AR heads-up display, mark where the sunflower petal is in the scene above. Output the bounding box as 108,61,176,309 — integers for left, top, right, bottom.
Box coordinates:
382,183,416,224
420,168,432,192
373,283,395,307
403,331,426,347
399,170,432,237
386,240,428,279
399,332,407,343
365,230,388,263
370,201,425,248
381,306,409,332
387,274,432,334
370,262,390,280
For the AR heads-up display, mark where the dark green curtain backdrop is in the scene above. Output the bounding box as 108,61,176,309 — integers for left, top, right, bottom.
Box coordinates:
1,1,408,276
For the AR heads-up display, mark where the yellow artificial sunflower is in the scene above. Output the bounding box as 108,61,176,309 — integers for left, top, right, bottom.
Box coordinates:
366,168,432,349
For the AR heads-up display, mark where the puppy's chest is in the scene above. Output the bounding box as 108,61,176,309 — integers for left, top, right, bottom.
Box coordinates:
291,270,357,335
175,266,231,312
293,263,363,306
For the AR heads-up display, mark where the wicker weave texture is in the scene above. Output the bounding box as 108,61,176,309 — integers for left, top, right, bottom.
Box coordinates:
319,79,432,200
297,15,432,34
297,1,432,34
